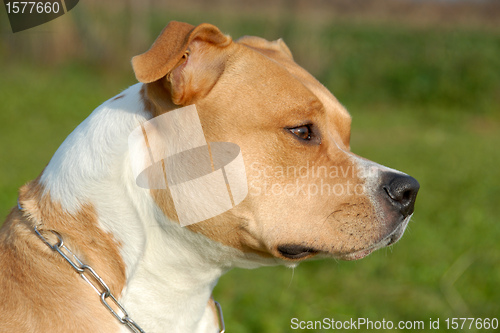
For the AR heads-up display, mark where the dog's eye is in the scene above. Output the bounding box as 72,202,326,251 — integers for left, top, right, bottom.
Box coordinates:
289,125,312,141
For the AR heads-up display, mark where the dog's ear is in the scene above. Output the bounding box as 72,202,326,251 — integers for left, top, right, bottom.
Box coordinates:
237,36,293,61
132,21,232,105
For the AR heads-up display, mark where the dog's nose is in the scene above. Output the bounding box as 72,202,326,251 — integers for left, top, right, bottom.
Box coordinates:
382,172,420,218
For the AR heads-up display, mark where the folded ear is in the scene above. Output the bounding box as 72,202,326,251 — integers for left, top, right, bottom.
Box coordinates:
132,21,194,84
132,22,232,106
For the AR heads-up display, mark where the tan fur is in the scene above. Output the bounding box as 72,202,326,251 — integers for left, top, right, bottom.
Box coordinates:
207,297,220,330
132,21,232,84
0,178,125,333
136,23,393,260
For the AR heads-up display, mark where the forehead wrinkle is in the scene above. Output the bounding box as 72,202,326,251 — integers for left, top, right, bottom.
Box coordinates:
295,97,325,119
281,61,350,121
270,71,327,122
302,79,350,119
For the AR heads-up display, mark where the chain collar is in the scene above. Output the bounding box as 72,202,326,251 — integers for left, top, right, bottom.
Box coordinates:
18,199,226,333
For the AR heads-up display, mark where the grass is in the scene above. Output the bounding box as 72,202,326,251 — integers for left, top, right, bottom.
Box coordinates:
1,12,499,333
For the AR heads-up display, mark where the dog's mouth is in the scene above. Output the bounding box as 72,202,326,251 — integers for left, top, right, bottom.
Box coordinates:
277,216,411,261
277,244,319,259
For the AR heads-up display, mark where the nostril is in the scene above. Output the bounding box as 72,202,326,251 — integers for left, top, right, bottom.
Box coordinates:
383,185,413,203
402,189,412,203
382,173,420,217
383,185,396,201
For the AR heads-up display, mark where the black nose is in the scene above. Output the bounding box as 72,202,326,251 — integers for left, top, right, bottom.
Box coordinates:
382,173,420,218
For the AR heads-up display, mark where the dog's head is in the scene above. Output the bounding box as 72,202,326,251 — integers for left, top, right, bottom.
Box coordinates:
132,22,419,264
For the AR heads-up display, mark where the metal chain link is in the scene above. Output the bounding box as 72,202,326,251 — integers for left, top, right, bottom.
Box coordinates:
31,224,226,333
214,300,226,333
33,225,146,333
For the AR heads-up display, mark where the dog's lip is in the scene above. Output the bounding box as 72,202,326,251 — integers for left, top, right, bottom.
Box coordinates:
277,244,319,260
341,216,411,261
276,216,411,261
341,247,376,261
340,238,389,261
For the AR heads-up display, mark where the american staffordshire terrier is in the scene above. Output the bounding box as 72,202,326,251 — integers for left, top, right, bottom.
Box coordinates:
0,21,419,332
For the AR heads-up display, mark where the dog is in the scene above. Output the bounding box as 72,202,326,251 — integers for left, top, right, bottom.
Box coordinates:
0,21,419,333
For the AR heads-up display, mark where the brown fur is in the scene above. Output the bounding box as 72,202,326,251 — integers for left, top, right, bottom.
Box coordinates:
0,178,125,333
136,23,391,260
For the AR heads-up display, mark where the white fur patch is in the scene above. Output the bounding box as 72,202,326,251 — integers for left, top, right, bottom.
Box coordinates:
39,83,286,332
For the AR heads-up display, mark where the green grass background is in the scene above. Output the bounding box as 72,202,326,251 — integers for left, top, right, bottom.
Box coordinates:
1,3,499,332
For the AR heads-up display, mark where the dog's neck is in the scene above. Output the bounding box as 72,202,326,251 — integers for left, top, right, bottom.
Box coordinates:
38,84,241,332
118,162,234,332
116,201,228,332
